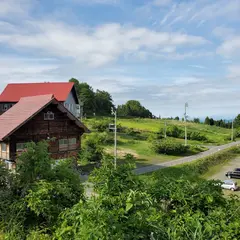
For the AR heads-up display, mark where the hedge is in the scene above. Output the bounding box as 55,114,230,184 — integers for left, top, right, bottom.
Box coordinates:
154,146,240,179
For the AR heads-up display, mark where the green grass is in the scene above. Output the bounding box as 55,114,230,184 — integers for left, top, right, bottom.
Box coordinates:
82,117,233,169
117,118,231,144
84,117,232,145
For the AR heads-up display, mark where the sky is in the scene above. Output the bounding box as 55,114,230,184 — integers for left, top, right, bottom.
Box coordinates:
0,0,239,119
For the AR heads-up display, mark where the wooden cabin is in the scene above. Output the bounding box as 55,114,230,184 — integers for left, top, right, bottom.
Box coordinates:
0,82,82,118
0,94,89,169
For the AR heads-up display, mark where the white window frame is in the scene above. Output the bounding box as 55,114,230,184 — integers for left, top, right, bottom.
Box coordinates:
1,143,7,152
44,111,55,120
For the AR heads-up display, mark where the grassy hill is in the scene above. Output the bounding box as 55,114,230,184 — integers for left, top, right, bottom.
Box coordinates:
82,117,233,168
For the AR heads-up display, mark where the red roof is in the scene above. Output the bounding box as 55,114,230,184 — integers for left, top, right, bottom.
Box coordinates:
0,94,89,141
0,82,75,102
0,95,54,141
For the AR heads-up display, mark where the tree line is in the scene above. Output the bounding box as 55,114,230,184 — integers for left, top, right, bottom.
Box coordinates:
204,115,240,128
70,78,153,118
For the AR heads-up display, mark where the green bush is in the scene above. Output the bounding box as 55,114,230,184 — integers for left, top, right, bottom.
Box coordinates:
147,132,164,142
79,133,104,162
152,139,189,155
224,133,236,141
91,120,109,132
165,125,184,138
189,131,208,141
156,146,240,179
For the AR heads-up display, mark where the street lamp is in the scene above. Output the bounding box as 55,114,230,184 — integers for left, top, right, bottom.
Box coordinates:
111,107,117,169
184,102,188,146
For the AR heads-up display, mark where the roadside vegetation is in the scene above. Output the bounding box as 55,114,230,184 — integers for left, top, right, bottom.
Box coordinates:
1,141,240,239
78,117,236,172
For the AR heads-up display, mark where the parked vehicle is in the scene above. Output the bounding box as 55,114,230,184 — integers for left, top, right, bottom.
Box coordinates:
225,168,240,179
221,180,238,191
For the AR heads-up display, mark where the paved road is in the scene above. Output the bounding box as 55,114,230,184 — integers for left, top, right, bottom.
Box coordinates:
134,141,240,175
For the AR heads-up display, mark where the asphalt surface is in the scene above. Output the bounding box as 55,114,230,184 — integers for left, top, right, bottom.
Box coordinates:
134,141,240,175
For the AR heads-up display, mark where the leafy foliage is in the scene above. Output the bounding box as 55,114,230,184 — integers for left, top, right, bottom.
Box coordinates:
165,125,184,138
152,139,189,155
0,141,84,239
55,148,240,240
2,141,240,239
69,78,114,116
189,131,208,141
79,133,104,162
117,100,152,118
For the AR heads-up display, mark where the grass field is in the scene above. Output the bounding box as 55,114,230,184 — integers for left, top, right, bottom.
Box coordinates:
82,117,233,168
117,118,231,145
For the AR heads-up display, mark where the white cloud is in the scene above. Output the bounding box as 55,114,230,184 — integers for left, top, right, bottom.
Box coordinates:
153,0,172,7
72,0,119,5
0,56,60,90
228,65,240,79
213,26,236,40
173,76,204,85
0,21,209,67
189,65,206,69
217,36,240,57
0,0,33,17
152,0,240,28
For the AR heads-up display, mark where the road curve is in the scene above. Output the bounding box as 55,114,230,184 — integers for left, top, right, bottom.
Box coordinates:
134,141,240,175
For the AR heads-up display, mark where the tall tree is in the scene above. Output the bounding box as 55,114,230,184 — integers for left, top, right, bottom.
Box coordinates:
193,118,200,124
204,116,210,125
209,118,215,126
234,114,240,128
117,100,152,118
95,90,114,116
69,78,95,116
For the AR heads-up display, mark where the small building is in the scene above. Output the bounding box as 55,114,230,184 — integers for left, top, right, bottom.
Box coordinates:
0,94,89,169
0,82,81,117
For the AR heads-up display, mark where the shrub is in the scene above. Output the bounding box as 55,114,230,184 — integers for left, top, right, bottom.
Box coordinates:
189,131,208,141
164,125,184,138
91,120,109,132
152,139,189,155
224,133,236,141
147,133,164,142
79,133,104,162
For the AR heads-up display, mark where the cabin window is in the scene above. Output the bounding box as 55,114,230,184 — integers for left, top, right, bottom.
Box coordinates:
68,138,76,145
68,138,77,150
16,143,26,151
59,139,68,151
44,111,54,120
1,143,7,152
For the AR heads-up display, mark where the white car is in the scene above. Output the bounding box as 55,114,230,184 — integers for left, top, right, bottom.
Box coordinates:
221,180,238,191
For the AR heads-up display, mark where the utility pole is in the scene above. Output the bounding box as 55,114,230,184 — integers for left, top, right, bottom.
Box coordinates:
184,102,188,146
111,108,117,169
164,121,167,138
231,119,234,141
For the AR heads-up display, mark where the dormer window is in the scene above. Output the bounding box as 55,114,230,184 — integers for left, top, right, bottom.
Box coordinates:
44,111,54,120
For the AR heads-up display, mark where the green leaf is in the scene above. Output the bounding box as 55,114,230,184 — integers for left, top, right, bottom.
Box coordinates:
126,202,133,212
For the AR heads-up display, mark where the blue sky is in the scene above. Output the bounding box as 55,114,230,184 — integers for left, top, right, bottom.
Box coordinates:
0,0,239,118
